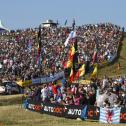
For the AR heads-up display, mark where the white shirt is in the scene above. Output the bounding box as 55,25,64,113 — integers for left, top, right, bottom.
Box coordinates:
102,79,109,89
0,63,2,69
96,94,107,107
41,88,48,98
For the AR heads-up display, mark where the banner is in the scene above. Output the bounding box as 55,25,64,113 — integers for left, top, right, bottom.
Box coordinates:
73,80,92,85
24,99,126,123
17,71,65,87
40,71,65,83
99,107,121,124
16,80,32,87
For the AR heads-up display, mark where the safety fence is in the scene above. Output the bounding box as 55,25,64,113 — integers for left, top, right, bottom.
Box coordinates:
24,99,126,123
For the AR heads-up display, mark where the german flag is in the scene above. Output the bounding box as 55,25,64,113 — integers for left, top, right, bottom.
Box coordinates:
69,68,74,82
38,25,41,55
75,64,85,80
92,49,97,64
36,25,42,65
69,46,75,61
64,38,78,80
73,38,78,72
63,60,72,69
63,45,75,69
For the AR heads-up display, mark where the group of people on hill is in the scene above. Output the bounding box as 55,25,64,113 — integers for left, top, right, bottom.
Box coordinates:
24,75,126,107
0,23,123,83
0,22,125,108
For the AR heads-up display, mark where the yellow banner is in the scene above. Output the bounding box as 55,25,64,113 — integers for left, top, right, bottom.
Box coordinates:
16,80,32,87
73,79,92,85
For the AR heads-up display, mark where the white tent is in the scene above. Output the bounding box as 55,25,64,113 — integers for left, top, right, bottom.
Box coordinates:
0,20,9,31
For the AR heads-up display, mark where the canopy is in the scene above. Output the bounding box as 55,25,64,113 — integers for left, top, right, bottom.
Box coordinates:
0,20,9,31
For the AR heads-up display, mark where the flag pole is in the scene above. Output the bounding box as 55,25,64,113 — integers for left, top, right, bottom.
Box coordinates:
38,25,42,69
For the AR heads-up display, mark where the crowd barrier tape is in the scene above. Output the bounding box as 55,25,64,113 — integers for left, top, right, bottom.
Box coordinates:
32,71,65,84
17,71,65,87
24,99,126,123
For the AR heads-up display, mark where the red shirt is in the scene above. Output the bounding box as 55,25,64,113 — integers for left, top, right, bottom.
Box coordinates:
52,85,57,94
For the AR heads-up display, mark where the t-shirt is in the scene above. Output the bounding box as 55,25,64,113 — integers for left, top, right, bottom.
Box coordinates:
52,85,57,94
41,88,48,98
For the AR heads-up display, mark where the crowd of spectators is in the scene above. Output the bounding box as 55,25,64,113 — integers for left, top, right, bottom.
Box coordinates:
76,23,123,63
0,23,123,83
24,75,126,108
0,22,125,107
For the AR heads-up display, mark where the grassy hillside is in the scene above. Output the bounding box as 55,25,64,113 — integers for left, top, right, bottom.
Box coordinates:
0,95,125,126
98,37,126,77
0,105,125,126
0,94,23,106
0,94,126,126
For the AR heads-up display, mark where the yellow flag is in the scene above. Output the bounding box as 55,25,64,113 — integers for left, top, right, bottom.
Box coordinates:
91,64,98,78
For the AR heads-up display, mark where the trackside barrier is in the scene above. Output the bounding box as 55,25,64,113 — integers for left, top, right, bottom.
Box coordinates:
24,99,126,123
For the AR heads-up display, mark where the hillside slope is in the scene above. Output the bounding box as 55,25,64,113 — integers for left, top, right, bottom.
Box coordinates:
0,105,126,126
98,36,126,77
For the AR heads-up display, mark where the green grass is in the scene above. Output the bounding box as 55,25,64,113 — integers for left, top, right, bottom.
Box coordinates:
98,37,126,77
0,94,23,106
0,105,125,126
0,95,125,126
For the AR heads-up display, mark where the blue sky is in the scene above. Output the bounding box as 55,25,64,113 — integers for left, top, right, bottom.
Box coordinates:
0,0,126,30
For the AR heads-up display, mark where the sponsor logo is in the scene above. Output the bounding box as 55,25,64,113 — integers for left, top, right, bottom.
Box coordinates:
120,113,126,121
43,106,67,114
68,109,81,115
28,104,42,111
88,110,99,117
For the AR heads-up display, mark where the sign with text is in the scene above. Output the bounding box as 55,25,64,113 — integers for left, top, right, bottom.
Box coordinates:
25,99,126,123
